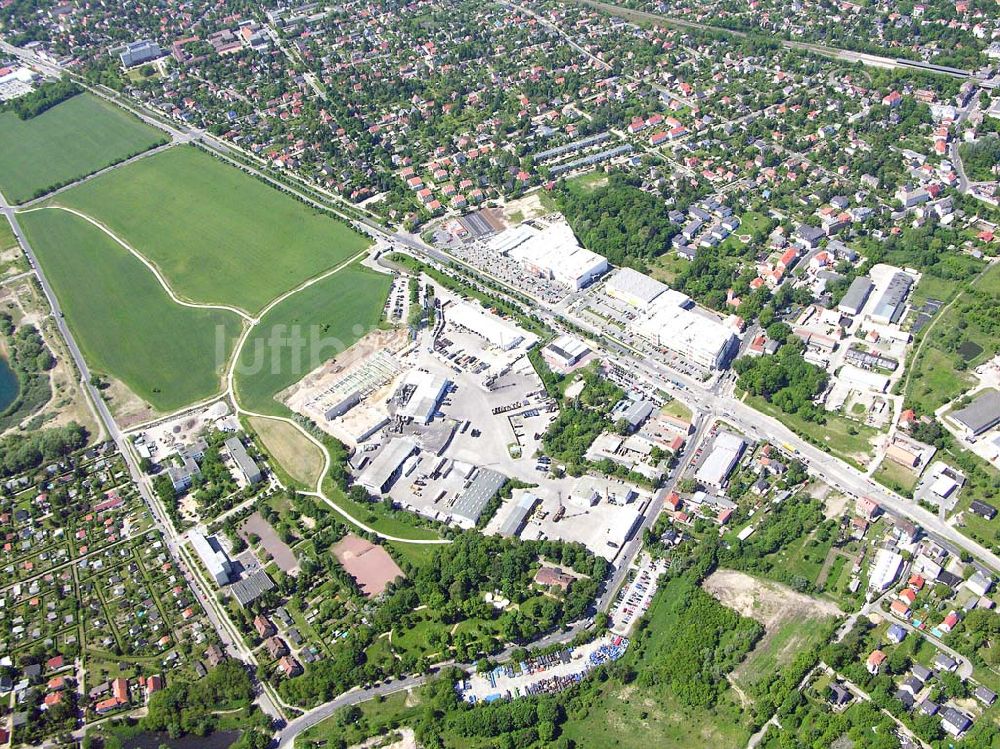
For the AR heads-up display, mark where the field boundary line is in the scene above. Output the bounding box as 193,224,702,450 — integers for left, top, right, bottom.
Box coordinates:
17,205,255,322
225,252,450,546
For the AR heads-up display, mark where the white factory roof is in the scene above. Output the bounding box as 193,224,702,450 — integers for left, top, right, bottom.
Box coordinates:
358,437,419,494
396,369,450,423
547,334,589,360
695,432,746,486
447,301,527,351
635,297,734,368
868,548,904,592
583,507,643,560
493,220,608,289
931,473,959,498
605,267,668,307
838,364,890,393
489,223,539,254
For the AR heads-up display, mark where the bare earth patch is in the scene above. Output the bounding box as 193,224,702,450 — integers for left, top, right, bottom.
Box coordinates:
333,533,406,598
704,569,842,689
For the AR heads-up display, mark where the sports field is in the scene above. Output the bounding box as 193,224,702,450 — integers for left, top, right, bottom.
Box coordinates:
0,93,166,204
234,264,393,415
18,209,242,412
53,145,371,312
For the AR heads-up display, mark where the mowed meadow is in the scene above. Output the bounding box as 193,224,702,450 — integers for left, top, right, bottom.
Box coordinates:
49,145,371,313
235,264,393,416
0,93,166,204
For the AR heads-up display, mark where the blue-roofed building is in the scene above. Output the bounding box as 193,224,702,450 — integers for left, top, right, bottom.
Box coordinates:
887,623,908,644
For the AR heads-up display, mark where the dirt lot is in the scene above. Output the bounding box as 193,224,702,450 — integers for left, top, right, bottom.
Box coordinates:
703,569,842,628
703,569,842,696
333,534,405,598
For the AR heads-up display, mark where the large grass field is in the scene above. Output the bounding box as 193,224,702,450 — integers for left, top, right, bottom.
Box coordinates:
52,145,371,312
18,209,242,411
234,263,392,415
0,93,166,204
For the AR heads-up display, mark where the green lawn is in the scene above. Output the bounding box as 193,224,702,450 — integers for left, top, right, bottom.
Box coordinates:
234,263,392,415
299,690,421,748
0,93,166,204
18,208,242,411
0,216,16,250
320,475,441,547
904,264,1000,413
873,457,920,495
746,394,878,468
51,145,371,312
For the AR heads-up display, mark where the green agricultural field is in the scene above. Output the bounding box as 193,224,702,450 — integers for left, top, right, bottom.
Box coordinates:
18,208,242,411
234,263,392,414
52,145,370,312
0,93,166,204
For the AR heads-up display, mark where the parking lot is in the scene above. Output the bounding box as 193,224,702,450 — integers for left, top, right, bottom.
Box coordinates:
610,554,667,635
458,633,630,703
450,235,571,305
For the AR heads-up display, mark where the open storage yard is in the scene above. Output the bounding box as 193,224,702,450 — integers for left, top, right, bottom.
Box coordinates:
48,145,371,312
17,207,242,411
0,92,165,204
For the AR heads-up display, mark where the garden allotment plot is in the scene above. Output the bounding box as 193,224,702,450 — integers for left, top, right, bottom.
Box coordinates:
0,93,165,204
50,145,371,313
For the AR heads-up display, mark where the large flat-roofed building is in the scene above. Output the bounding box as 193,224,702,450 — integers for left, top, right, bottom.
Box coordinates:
499,492,539,537
119,40,164,68
838,276,874,316
231,570,275,607
394,369,450,424
543,335,590,368
868,272,913,325
358,438,419,496
225,436,262,485
446,302,526,351
450,468,507,527
604,268,668,309
634,296,737,370
950,390,1000,437
587,507,643,560
695,432,746,487
190,532,231,586
489,220,608,290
